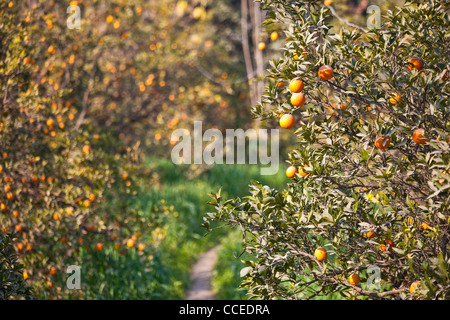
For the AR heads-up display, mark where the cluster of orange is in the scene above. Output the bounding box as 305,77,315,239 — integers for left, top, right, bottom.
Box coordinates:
258,31,280,51
277,50,445,291
279,65,333,179
375,56,448,150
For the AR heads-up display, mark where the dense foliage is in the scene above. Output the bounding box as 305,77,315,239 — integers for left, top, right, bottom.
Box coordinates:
205,0,450,300
0,232,33,299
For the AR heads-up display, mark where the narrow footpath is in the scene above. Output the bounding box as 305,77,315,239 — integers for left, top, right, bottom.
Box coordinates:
185,246,219,300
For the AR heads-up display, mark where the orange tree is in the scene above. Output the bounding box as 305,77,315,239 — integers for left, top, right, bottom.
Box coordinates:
0,232,33,299
204,0,449,300
0,0,142,298
0,0,170,299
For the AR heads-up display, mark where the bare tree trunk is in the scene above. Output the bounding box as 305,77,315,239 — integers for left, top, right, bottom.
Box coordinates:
241,0,265,128
240,0,256,108
251,1,264,102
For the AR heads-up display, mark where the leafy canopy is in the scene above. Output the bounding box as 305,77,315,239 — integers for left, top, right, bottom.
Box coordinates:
205,0,450,300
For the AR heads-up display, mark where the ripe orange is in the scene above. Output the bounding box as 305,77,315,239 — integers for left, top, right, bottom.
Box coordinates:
438,170,448,185
318,65,334,81
122,172,129,180
279,114,295,129
314,247,328,261
84,199,91,207
286,166,297,178
289,79,304,93
379,244,387,251
389,93,402,104
95,243,104,251
324,0,333,6
89,194,96,202
277,81,285,88
258,42,266,50
348,273,360,286
49,267,57,275
298,166,309,177
270,31,279,41
138,243,146,251
46,118,54,127
374,135,391,150
410,281,421,293
412,128,428,145
407,57,423,71
106,15,114,23
17,243,24,251
126,238,135,248
421,222,431,231
384,239,395,250
23,271,29,280
363,231,376,239
291,93,306,107
12,210,20,218
82,144,91,155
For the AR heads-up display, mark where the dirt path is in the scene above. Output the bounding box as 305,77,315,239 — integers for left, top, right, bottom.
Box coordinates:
185,245,219,300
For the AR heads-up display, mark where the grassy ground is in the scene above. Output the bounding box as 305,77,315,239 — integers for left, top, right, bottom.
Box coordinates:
141,159,289,299
211,228,254,300
69,157,289,299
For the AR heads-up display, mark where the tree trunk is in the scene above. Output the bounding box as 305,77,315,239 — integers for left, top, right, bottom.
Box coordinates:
240,0,256,107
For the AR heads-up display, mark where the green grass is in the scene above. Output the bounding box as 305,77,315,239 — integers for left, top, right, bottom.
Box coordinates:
211,228,254,300
68,157,289,299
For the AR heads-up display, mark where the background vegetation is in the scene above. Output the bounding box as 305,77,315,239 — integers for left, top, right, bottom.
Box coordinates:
2,0,447,301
